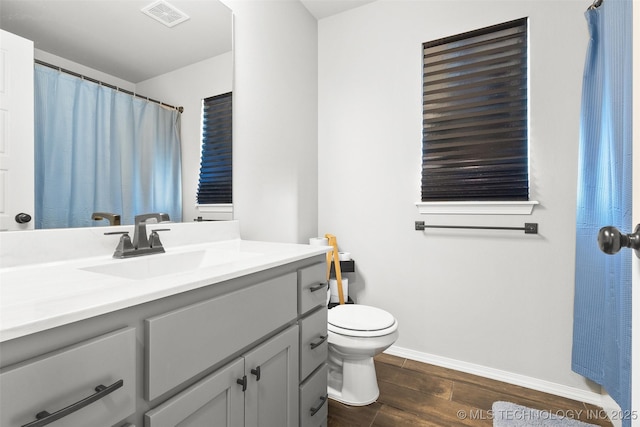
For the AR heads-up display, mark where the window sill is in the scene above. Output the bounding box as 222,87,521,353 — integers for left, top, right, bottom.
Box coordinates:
196,204,233,220
416,201,539,215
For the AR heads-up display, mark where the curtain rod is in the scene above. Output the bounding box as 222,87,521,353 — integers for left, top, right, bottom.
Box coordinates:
588,0,603,10
34,59,184,113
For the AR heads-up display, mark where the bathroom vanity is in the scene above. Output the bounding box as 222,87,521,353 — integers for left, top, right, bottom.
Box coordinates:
0,221,329,427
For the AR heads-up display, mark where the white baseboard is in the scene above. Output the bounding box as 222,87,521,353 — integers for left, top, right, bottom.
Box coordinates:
384,345,606,407
600,393,623,427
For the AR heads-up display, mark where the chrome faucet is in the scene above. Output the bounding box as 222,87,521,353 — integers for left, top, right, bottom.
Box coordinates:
132,213,170,250
106,213,170,258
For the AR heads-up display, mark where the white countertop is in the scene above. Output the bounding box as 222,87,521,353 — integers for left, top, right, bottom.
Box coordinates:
0,221,329,342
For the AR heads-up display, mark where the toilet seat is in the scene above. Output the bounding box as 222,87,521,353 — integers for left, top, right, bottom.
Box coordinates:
328,305,398,337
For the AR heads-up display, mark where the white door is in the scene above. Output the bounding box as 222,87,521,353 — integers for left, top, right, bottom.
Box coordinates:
0,30,34,231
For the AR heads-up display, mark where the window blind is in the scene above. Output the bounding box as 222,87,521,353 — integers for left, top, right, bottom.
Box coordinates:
421,18,529,201
197,92,232,204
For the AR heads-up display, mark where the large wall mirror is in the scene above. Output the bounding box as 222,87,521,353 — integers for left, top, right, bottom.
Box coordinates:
0,0,233,229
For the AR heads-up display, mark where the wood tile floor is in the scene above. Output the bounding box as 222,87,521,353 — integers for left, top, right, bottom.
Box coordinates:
327,354,613,427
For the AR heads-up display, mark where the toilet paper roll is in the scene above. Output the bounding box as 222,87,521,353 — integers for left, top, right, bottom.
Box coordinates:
329,277,348,303
338,252,351,261
309,237,329,246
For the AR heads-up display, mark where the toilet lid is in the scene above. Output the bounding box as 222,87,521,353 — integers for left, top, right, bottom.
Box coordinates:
328,304,396,332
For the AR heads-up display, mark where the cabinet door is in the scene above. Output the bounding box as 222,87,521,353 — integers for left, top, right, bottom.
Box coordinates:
144,358,245,427
244,325,299,427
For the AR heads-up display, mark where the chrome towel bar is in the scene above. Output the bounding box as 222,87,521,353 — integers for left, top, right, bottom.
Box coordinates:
415,221,538,234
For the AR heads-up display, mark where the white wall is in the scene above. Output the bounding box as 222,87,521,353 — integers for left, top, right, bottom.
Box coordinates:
227,0,319,244
136,53,233,222
34,49,136,92
318,0,596,396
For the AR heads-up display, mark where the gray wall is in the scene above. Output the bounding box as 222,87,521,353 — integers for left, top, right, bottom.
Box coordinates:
317,0,594,395
225,0,613,402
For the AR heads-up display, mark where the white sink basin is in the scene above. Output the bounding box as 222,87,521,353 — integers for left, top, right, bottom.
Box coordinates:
81,249,260,280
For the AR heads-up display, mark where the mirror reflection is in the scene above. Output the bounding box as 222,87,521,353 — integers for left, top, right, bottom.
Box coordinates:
0,0,233,229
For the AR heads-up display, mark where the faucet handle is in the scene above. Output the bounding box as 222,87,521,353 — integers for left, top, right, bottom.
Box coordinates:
109,232,135,258
149,229,170,250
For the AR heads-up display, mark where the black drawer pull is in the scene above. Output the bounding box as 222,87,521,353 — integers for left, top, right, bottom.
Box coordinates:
22,379,124,427
251,366,261,381
310,335,328,350
237,375,247,392
309,282,326,292
310,394,328,416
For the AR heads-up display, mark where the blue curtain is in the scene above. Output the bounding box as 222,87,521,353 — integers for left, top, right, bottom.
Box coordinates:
34,65,182,228
572,0,632,423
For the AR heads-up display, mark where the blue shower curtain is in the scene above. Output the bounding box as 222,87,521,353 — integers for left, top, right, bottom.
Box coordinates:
34,65,182,228
572,0,632,423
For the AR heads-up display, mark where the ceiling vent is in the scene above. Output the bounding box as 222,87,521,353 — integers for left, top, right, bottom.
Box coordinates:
141,0,190,28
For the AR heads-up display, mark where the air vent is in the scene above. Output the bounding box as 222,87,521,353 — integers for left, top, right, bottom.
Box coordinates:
141,0,190,28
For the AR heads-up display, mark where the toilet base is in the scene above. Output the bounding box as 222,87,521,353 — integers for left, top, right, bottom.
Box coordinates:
327,356,380,406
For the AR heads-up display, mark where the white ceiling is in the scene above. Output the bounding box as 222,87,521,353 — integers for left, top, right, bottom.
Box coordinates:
0,0,375,83
300,0,376,20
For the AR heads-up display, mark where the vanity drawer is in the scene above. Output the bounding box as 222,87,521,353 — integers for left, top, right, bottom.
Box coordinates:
146,272,297,400
300,306,328,381
300,364,328,427
0,327,136,427
298,263,327,315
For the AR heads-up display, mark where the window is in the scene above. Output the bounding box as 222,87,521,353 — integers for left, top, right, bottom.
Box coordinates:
197,92,232,205
421,18,529,202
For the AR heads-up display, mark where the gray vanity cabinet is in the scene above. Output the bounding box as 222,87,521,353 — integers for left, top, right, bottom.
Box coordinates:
144,358,245,427
0,255,328,427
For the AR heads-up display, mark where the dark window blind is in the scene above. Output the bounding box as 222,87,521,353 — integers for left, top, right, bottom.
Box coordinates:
421,18,529,201
197,92,232,204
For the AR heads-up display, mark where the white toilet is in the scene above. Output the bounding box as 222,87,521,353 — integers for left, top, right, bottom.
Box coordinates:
327,304,399,406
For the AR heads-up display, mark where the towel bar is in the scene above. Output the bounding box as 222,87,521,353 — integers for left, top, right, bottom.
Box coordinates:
415,221,538,234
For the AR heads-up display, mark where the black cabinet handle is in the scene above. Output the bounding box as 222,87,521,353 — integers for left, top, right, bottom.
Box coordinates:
237,375,247,392
250,366,261,381
309,282,327,292
21,379,124,427
310,394,328,416
310,335,328,350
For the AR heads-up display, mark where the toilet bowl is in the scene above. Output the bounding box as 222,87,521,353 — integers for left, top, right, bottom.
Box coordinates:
327,304,399,406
